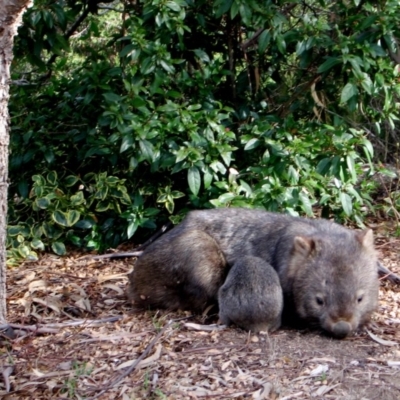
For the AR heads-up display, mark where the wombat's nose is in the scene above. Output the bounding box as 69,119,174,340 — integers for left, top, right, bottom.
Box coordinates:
332,321,352,338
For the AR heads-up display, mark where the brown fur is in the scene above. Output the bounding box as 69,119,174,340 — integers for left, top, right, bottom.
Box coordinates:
127,229,226,312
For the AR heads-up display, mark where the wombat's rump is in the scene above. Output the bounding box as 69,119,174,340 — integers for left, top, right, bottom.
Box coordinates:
218,256,283,332
128,229,227,312
127,208,379,338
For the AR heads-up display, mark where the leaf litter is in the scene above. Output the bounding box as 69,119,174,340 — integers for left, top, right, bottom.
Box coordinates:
0,232,399,399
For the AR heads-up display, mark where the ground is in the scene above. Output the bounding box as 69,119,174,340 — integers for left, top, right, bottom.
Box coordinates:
1,228,400,399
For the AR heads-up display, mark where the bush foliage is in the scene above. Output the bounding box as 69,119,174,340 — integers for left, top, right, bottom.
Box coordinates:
8,0,400,262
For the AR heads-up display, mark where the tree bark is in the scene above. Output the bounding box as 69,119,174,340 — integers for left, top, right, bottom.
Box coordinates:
0,0,32,323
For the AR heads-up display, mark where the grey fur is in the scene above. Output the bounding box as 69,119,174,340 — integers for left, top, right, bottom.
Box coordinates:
127,208,379,338
218,256,283,332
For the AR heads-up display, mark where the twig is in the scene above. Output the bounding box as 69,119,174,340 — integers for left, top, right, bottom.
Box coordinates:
88,250,143,260
87,320,173,399
84,221,172,260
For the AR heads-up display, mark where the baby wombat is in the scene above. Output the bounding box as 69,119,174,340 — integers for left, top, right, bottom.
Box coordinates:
128,208,379,338
218,256,283,332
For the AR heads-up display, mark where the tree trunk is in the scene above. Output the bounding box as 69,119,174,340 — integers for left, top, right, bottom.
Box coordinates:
0,0,33,323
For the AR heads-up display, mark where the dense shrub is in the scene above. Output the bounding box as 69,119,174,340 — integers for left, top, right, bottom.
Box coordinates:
8,0,400,262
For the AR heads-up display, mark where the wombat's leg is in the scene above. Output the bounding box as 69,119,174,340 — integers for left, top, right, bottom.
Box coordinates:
127,229,227,312
218,256,283,333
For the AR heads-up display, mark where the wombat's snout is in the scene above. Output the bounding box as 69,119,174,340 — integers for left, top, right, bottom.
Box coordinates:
331,321,352,338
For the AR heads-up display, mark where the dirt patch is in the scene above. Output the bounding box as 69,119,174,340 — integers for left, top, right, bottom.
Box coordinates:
1,234,400,399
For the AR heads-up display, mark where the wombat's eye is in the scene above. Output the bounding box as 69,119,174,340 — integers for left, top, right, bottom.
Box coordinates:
316,296,324,306
357,295,363,303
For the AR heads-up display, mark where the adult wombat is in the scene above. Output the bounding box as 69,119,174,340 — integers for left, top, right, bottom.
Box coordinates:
218,256,283,332
127,208,379,338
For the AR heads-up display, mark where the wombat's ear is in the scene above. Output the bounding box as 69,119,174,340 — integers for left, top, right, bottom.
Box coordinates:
355,229,374,249
293,236,316,258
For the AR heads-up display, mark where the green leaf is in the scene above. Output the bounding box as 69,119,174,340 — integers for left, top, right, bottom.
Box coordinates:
239,180,252,195
316,158,331,175
362,139,374,160
36,197,50,209
47,171,58,185
70,191,85,206
31,11,41,26
317,57,342,73
340,192,352,216
288,166,299,185
44,149,55,164
217,193,235,204
175,148,189,163
258,30,270,53
75,219,94,229
139,139,155,162
166,1,181,12
244,138,260,151
66,210,80,226
158,103,178,112
120,135,133,153
230,0,239,18
346,155,357,183
96,201,110,212
340,83,358,103
171,190,185,199
119,44,135,58
220,152,232,166
204,169,213,189
18,181,29,198
166,199,174,214
127,220,140,239
65,175,79,187
239,3,252,25
299,192,313,216
18,245,31,258
31,239,45,251
52,210,68,227
160,60,175,74
8,225,23,236
95,187,108,200
276,35,286,54
193,49,210,63
360,73,373,95
52,241,66,255
215,0,233,17
188,167,201,196
103,92,122,102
